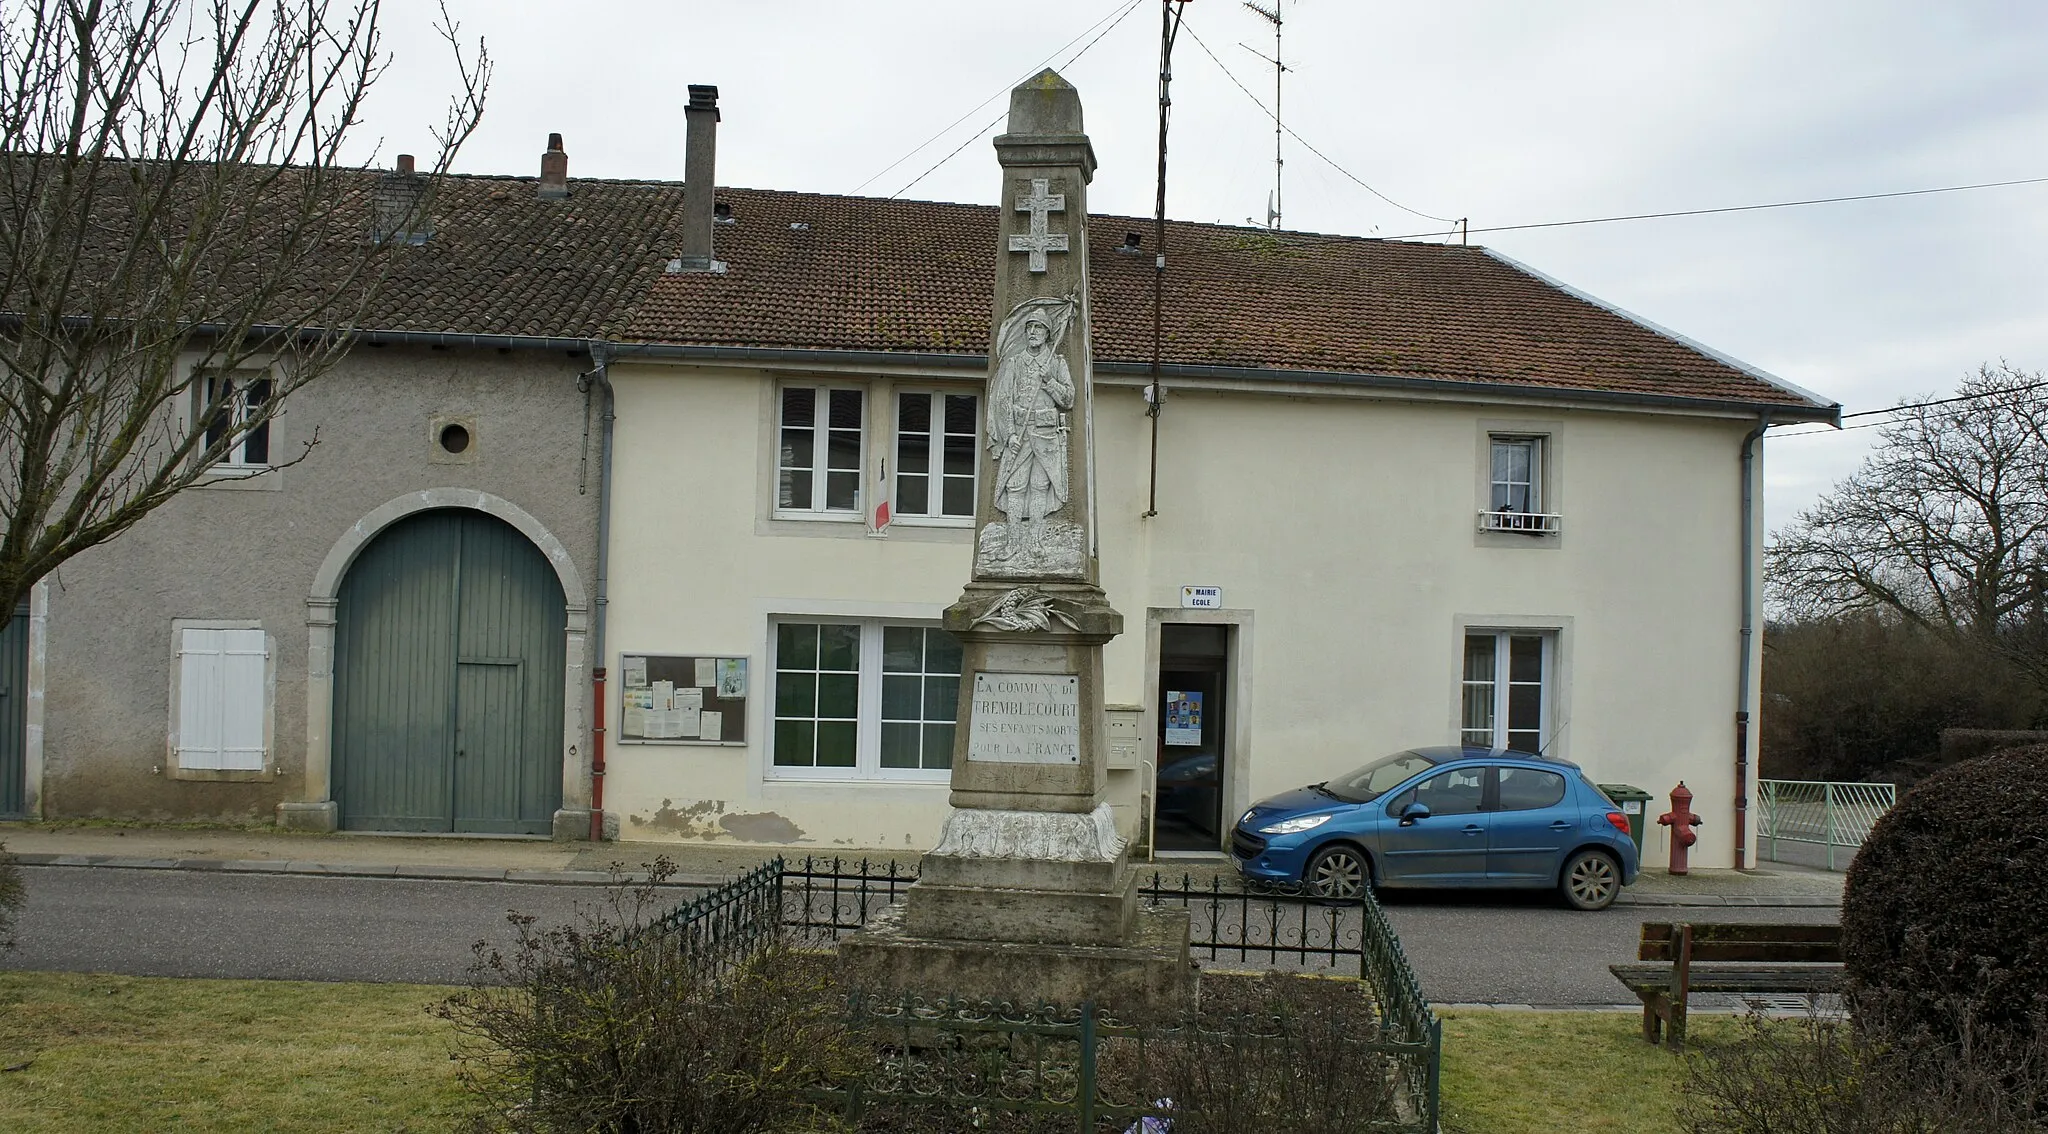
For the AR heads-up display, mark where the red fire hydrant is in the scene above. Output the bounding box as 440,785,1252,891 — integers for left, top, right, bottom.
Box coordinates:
1657,781,1703,875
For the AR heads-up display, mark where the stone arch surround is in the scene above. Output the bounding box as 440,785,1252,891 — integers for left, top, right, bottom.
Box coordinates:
280,489,591,836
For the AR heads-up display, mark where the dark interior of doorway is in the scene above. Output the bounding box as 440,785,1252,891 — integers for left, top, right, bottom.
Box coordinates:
1155,622,1228,853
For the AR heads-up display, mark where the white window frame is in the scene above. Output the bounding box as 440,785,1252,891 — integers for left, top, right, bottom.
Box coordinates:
1459,629,1554,754
197,368,275,475
766,616,959,783
774,383,866,521
166,619,275,781
890,387,980,526
1482,431,1556,540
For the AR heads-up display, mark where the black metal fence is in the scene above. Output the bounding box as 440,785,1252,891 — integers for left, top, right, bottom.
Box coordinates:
630,855,784,985
639,855,1442,1130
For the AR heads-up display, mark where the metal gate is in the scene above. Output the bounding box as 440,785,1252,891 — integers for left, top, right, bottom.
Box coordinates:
332,509,565,834
0,601,27,817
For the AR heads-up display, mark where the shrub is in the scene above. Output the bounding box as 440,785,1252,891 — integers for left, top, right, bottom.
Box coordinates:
1680,1010,2048,1133
1841,744,2048,1062
0,842,21,948
436,861,856,1134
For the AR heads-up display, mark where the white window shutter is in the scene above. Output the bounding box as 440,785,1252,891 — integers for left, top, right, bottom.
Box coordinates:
220,629,267,770
176,627,267,771
177,629,227,768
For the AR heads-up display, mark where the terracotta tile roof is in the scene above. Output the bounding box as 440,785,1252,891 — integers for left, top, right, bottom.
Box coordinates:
13,160,1830,413
624,186,1834,414
331,172,691,339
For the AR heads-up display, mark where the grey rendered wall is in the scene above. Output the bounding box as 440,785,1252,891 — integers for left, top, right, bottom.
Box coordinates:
38,345,601,823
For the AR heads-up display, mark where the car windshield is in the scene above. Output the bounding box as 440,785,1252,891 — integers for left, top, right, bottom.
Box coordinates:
1321,750,1443,804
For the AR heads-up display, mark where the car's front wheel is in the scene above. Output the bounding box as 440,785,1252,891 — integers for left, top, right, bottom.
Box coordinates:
1306,844,1372,900
1560,849,1621,911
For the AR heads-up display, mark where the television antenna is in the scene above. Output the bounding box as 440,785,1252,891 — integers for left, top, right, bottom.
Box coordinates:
1241,1,1288,229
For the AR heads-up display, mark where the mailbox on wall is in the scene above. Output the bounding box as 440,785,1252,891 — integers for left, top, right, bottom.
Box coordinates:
1104,706,1143,770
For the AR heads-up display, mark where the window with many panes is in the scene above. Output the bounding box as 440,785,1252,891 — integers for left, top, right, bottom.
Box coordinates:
777,386,863,515
1488,436,1543,515
771,619,961,779
200,370,272,468
894,391,978,521
1460,630,1550,753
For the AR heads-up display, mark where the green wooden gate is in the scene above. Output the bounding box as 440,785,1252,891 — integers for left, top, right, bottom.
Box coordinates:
0,601,28,818
333,510,565,834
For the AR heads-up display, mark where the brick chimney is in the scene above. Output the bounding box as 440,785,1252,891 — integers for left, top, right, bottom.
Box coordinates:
538,133,568,199
673,85,722,272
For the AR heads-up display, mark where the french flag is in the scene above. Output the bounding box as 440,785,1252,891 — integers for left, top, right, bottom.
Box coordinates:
873,462,891,531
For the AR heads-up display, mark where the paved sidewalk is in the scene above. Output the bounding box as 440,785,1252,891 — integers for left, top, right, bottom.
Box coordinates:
0,823,1844,906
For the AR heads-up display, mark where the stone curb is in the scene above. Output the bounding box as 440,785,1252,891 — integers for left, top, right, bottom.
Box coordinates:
7,852,1842,906
8,853,715,888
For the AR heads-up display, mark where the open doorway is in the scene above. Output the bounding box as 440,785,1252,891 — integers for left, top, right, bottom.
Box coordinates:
1154,623,1229,852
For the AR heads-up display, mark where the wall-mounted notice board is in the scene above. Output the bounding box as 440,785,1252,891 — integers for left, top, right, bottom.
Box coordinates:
619,653,748,746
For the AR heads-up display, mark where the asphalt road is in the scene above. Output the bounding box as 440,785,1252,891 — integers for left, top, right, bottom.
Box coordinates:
2,866,1837,1005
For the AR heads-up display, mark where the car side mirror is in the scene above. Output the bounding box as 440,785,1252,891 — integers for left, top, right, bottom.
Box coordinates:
1399,802,1431,827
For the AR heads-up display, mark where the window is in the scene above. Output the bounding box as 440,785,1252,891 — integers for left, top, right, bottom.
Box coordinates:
776,386,863,515
1388,767,1486,817
1481,435,1558,534
172,625,268,773
1461,631,1551,753
894,391,978,520
1496,766,1567,811
771,619,961,779
201,370,272,468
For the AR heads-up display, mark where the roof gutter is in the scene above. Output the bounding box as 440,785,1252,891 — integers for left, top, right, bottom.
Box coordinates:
601,340,1841,423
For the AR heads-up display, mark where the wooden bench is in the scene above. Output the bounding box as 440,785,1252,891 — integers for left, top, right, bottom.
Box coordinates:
1609,921,1845,1050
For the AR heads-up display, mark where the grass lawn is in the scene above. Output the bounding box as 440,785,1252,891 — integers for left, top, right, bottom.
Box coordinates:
0,971,467,1132
1440,1008,1736,1133
0,971,1728,1131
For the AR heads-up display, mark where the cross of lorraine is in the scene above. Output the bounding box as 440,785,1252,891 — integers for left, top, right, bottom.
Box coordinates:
1008,177,1068,273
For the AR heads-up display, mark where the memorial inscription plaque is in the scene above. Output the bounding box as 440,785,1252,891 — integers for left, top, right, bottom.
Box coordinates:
967,672,1081,764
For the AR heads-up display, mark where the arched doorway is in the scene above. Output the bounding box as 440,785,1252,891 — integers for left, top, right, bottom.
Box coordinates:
332,508,566,833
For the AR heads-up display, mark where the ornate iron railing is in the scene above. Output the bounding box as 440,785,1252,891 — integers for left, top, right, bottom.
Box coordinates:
1757,780,1897,870
630,854,784,984
636,856,1442,1129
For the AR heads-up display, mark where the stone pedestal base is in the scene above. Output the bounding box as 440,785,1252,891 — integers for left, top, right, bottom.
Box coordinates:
275,800,337,833
838,903,1195,1013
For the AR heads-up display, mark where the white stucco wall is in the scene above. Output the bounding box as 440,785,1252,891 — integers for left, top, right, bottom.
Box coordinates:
603,360,1762,867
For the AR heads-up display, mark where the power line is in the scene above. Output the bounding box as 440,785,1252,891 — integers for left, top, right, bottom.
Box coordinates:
1177,175,2048,259
1770,380,2048,438
854,0,1144,195
887,0,1146,200
1179,17,1456,225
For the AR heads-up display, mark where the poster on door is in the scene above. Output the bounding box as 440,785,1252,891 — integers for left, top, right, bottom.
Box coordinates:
1164,690,1203,747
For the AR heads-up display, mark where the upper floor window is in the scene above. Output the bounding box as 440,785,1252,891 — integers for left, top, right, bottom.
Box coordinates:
1461,630,1551,754
777,386,863,516
201,370,271,468
895,391,978,522
1480,435,1558,535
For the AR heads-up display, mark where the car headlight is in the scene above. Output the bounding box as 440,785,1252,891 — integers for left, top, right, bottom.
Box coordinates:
1259,813,1333,835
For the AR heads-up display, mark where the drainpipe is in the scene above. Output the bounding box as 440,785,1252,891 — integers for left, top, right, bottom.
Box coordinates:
582,343,616,842
1735,412,1770,869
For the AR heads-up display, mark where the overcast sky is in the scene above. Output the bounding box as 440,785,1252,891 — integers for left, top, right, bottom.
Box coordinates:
355,1,2048,532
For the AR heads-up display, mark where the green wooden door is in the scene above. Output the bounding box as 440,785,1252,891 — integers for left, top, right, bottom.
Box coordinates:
0,601,27,818
334,510,565,834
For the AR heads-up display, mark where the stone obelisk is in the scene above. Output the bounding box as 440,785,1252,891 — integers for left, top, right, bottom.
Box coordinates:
839,70,1191,1010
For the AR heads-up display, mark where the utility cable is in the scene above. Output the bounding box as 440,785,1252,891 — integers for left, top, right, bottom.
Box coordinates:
1771,380,2048,438
859,0,1145,197
1175,175,2048,259
1179,16,1457,224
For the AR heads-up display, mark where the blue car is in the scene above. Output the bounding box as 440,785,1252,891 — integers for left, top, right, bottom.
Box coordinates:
1231,746,1639,910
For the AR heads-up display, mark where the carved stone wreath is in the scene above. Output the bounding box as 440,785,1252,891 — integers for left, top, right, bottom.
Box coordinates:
967,586,1081,633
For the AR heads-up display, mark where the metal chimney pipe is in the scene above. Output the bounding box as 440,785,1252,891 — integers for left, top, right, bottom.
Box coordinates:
678,85,721,270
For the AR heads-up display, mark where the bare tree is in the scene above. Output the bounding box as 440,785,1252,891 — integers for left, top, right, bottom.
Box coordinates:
0,0,489,627
1769,362,2048,683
